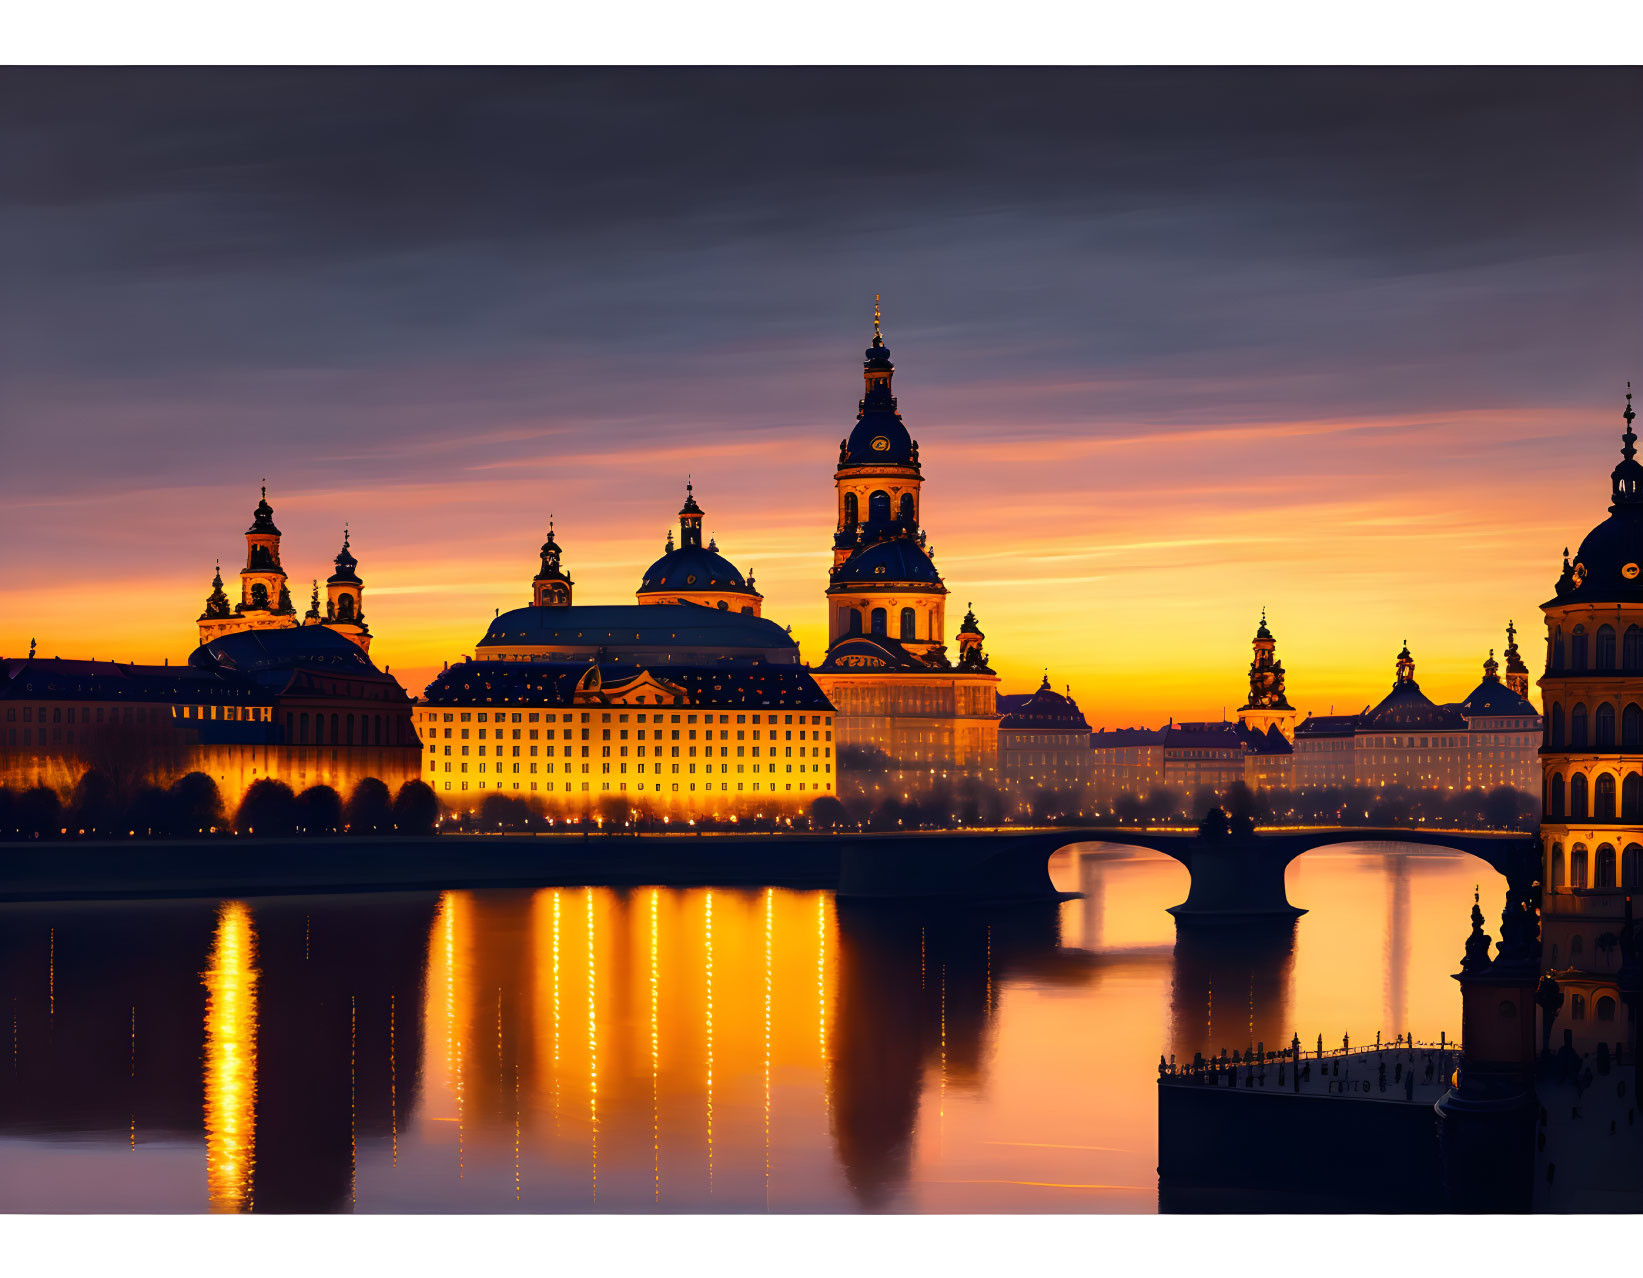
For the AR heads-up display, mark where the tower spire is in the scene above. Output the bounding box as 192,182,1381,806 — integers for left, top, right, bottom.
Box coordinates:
1610,382,1642,507
873,294,882,345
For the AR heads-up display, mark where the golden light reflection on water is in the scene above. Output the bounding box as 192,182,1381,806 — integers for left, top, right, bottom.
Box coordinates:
0,850,1505,1213
203,900,257,1213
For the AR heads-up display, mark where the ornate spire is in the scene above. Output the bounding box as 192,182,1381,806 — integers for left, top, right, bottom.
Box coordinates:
1611,382,1642,508
1502,619,1530,697
531,516,573,607
872,294,883,347
305,579,322,621
328,524,360,584
247,482,280,536
677,479,704,548
201,561,232,620
1255,606,1273,642
1395,641,1415,686
1483,647,1499,681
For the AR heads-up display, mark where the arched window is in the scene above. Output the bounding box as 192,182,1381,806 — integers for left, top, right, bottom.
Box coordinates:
1551,842,1565,889
1597,624,1617,668
1571,993,1586,1020
870,607,887,637
1625,626,1643,670
898,493,915,524
1572,626,1588,670
1597,702,1617,748
1596,843,1617,888
338,594,355,621
1550,772,1565,818
1596,774,1615,820
1624,843,1642,888
1571,703,1589,749
1597,996,1616,1023
1626,774,1642,821
899,607,916,640
250,582,269,608
1625,704,1643,749
1570,773,1589,819
1571,843,1589,889
1551,702,1565,749
1554,630,1566,670
868,490,891,524
846,609,862,636
842,492,858,525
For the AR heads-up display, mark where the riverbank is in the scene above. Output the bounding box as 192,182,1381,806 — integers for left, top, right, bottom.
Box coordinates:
0,831,849,903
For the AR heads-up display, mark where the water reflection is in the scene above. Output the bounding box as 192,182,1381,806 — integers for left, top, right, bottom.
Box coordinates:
203,901,258,1212
0,846,1495,1213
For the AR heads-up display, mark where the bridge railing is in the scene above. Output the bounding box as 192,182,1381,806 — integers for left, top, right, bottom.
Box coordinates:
1158,1032,1458,1081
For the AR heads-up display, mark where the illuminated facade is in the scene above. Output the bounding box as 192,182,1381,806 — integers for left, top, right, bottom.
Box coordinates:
197,487,371,653
996,675,1092,811
419,530,833,816
1539,387,1643,1046
1289,632,1540,793
809,308,1000,783
0,627,421,811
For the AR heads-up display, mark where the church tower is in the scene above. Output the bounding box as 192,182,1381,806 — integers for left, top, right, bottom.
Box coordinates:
1236,609,1297,740
197,486,298,645
824,300,947,656
323,526,370,652
532,519,574,607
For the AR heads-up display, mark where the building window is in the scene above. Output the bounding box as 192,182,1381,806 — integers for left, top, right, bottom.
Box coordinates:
899,607,916,641
1625,843,1642,889
868,490,890,523
1596,773,1617,820
1550,841,1565,889
1597,702,1616,748
1571,843,1589,889
1571,627,1588,671
1570,773,1588,820
1597,996,1617,1023
1570,704,1588,749
870,607,887,637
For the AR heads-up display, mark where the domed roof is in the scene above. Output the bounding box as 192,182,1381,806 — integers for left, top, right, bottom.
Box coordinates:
188,624,388,680
1000,675,1091,732
1457,677,1537,717
1553,387,1643,606
832,537,944,588
843,410,916,467
1362,678,1467,730
639,544,759,597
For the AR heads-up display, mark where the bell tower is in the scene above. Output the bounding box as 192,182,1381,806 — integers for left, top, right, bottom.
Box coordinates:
1395,641,1416,686
532,518,574,607
1236,608,1297,740
323,525,370,652
238,484,294,620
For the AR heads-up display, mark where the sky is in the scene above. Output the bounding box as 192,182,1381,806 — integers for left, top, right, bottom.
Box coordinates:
1,67,1640,726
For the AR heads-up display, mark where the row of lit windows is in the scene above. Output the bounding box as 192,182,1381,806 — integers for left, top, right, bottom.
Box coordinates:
430,742,830,759
429,759,831,776
423,725,828,744
444,778,829,793
418,709,827,726
1545,840,1641,890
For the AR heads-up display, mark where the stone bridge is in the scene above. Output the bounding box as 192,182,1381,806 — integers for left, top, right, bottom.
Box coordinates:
835,825,1539,918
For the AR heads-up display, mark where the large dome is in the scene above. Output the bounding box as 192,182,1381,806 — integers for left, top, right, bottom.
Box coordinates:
1457,678,1537,717
1553,388,1643,606
832,537,944,588
639,544,758,599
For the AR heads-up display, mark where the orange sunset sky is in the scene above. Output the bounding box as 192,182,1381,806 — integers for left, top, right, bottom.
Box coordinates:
2,67,1639,725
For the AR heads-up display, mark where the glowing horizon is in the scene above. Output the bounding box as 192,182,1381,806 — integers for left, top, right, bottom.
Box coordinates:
3,68,1638,726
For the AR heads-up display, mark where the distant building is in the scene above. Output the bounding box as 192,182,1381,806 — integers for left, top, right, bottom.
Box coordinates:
1538,386,1643,1045
1,627,420,810
997,675,1092,809
1088,727,1166,804
1290,634,1541,793
417,524,835,816
809,307,1000,781
198,487,371,653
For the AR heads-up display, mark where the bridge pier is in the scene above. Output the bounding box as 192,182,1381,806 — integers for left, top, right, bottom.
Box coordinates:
1162,837,1305,921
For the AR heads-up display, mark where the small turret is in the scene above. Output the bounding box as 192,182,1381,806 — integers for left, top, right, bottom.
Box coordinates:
531,517,574,607
304,580,322,624
322,525,370,652
200,562,232,621
1502,620,1530,699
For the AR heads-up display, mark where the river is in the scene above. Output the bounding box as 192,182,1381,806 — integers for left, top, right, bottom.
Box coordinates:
0,843,1499,1212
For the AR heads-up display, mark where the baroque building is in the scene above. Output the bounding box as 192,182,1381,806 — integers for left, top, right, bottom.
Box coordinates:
996,674,1092,812
417,524,835,817
1539,387,1643,1042
1236,609,1297,741
197,487,371,653
808,306,1000,783
1,627,421,811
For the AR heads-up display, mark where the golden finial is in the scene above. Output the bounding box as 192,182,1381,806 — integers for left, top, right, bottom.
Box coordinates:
873,295,882,340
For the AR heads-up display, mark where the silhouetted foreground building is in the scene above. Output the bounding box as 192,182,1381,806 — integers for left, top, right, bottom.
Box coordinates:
1,627,420,810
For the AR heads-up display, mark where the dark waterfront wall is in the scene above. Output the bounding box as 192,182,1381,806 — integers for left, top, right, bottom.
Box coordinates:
1157,1085,1445,1212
